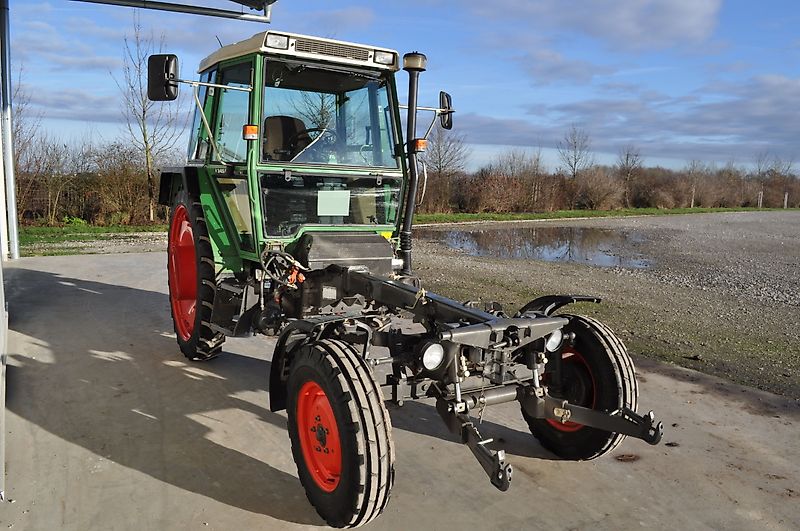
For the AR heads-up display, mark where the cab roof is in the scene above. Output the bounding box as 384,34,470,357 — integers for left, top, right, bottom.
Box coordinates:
198,30,400,73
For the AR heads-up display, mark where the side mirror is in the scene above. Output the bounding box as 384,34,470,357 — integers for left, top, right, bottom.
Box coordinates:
147,54,179,101
439,91,453,130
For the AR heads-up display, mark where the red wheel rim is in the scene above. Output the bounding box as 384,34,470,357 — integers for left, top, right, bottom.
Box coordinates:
296,381,342,492
168,204,197,342
547,347,597,433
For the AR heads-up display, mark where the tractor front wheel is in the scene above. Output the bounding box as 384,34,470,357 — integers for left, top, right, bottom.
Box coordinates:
287,339,394,528
167,191,224,361
523,315,638,460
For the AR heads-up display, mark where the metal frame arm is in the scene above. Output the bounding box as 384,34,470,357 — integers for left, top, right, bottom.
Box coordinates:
518,389,664,445
70,0,274,23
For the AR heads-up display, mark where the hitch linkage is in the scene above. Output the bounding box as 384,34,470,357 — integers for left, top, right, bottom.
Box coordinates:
436,385,663,491
519,388,664,446
436,399,513,491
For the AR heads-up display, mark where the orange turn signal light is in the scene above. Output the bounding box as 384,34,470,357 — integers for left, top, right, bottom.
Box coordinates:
242,124,259,140
412,138,428,153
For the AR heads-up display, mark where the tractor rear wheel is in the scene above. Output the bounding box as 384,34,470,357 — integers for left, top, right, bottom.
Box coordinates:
286,339,394,528
523,315,638,460
167,190,225,361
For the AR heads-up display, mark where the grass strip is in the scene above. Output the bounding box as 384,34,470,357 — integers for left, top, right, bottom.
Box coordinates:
20,224,168,245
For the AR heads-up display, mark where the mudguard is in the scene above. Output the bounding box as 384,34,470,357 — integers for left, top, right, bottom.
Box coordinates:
158,166,199,206
268,314,356,412
516,295,601,317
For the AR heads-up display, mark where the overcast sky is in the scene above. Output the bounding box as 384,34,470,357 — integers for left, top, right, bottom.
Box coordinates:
9,0,800,171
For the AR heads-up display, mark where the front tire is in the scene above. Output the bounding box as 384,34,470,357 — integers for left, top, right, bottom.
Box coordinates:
287,339,394,528
523,315,638,460
167,190,225,361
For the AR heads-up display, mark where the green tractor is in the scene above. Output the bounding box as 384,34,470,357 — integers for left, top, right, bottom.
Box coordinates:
149,29,662,528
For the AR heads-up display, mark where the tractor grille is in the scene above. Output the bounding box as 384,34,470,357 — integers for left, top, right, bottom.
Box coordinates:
295,38,370,62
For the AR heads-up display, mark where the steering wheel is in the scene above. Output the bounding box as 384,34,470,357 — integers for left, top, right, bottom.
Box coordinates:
288,127,337,153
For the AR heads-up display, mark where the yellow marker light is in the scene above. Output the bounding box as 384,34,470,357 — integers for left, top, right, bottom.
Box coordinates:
380,231,393,240
412,139,428,153
242,124,259,140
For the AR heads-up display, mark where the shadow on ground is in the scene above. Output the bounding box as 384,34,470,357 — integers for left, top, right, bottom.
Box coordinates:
4,268,322,525
3,267,618,526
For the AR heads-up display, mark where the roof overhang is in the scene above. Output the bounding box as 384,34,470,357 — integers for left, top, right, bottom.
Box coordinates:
199,31,401,73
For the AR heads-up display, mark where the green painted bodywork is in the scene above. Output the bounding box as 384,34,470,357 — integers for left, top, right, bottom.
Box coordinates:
187,52,407,274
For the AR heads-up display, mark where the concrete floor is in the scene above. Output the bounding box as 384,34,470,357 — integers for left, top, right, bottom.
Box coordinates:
1,253,798,530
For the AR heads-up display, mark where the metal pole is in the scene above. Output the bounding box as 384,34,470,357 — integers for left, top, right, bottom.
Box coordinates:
0,0,17,259
399,52,426,276
0,258,5,500
70,0,273,23
0,133,7,261
0,0,8,261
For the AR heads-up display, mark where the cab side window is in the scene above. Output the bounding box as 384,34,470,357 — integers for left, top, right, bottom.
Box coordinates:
187,70,214,161
213,62,252,163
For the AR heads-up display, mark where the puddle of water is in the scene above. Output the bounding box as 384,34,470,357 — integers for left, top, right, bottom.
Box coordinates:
417,226,651,268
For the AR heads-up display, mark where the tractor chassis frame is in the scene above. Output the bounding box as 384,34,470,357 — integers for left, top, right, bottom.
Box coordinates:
268,265,663,490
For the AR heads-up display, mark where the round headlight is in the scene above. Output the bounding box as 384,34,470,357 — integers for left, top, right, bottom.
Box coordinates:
545,329,564,352
421,342,445,371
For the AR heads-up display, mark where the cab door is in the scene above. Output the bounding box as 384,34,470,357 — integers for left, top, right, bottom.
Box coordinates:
208,59,256,253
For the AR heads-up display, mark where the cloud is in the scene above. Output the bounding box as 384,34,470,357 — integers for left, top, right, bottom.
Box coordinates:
462,0,722,50
63,16,127,43
42,53,123,71
27,87,121,124
455,74,800,164
298,7,376,37
457,113,554,147
518,49,615,85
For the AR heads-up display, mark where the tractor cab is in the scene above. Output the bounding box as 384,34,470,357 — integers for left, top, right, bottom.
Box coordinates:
151,31,448,279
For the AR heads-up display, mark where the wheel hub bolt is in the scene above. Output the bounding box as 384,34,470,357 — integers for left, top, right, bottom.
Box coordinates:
315,423,328,446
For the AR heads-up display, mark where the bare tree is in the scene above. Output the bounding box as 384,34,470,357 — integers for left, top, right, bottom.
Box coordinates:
557,125,593,180
116,15,186,222
418,124,468,212
575,167,621,210
493,149,547,210
684,159,705,208
422,124,468,177
10,65,44,221
24,136,94,225
292,92,335,130
616,144,642,207
95,141,148,224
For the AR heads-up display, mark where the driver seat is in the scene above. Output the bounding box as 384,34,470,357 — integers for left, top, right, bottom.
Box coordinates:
263,116,311,161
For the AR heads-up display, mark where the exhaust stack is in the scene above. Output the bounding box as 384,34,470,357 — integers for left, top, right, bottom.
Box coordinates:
399,52,427,275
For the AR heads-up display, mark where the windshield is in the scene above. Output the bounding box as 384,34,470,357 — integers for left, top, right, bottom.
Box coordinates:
263,60,399,168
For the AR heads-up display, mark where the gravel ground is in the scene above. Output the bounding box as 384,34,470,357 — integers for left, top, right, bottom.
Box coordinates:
414,211,800,399
22,232,167,255
21,211,799,398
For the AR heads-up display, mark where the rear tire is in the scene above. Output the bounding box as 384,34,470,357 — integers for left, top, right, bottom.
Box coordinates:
167,190,225,361
523,315,638,460
287,339,394,528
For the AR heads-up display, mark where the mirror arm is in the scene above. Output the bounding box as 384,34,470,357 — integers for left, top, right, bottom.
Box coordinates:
398,105,456,140
423,114,438,140
183,80,254,165
191,84,226,164
177,79,252,93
